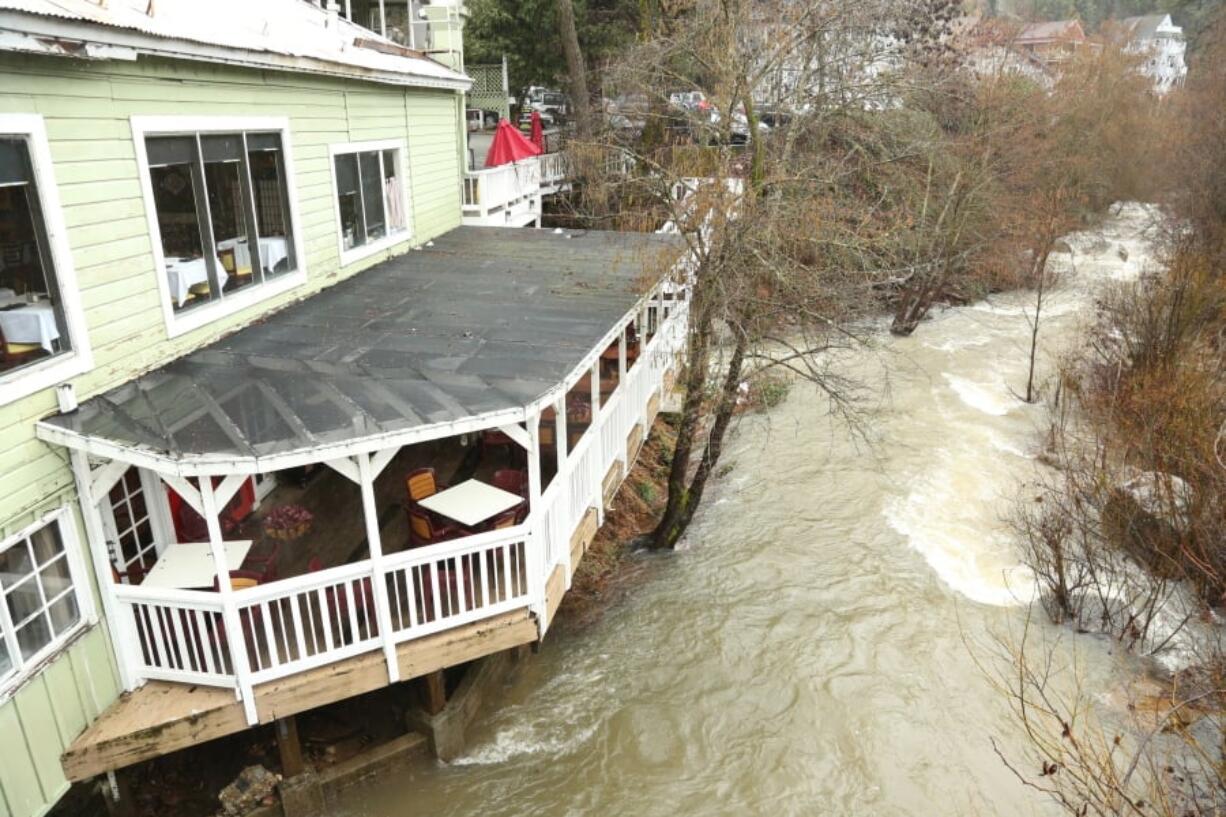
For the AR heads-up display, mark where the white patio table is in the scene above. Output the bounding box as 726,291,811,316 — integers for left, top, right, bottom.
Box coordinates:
417,479,523,528
0,302,59,352
141,540,253,590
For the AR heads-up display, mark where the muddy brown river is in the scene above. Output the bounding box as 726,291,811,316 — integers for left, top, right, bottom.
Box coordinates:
336,206,1160,817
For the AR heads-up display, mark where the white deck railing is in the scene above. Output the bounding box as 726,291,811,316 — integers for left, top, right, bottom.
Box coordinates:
105,296,689,722
462,157,543,217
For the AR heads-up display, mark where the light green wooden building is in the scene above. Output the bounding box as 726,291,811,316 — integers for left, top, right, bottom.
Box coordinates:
0,1,471,814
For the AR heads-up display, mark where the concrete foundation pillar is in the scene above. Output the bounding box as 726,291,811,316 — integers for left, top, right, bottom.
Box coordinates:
279,770,326,817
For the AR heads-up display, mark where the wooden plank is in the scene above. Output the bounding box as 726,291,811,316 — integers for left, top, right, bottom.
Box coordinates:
0,703,44,817
42,656,89,748
569,507,598,574
12,679,68,804
627,423,644,466
602,461,624,509
61,610,538,782
545,564,566,625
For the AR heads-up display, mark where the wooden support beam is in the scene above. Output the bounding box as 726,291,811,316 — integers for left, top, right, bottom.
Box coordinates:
419,670,447,716
276,716,306,778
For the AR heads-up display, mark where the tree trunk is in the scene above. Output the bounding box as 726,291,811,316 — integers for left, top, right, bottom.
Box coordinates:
554,0,594,139
1024,248,1051,403
650,328,748,549
649,297,714,548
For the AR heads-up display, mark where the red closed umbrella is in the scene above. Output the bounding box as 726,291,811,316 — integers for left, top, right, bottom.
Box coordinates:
484,119,541,168
529,111,545,152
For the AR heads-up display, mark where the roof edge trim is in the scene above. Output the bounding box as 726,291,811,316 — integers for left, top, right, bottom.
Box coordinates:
0,11,472,91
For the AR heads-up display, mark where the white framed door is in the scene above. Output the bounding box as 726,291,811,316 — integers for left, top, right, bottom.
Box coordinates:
100,467,173,583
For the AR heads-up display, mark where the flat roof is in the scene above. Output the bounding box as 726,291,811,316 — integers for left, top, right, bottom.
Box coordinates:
41,227,683,468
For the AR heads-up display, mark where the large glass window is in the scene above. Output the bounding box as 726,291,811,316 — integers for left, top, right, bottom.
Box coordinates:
333,145,407,258
0,513,85,687
0,136,71,376
145,130,296,314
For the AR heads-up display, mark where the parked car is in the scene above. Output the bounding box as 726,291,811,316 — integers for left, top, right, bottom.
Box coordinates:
668,90,711,112
521,87,569,125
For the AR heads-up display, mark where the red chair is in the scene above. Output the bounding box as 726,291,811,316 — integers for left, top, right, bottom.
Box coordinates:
307,557,377,639
492,469,528,497
406,506,464,547
242,540,280,583
481,428,518,463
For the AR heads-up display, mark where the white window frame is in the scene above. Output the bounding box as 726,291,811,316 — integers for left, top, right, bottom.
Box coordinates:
0,507,96,702
131,116,308,340
327,138,413,268
0,114,93,407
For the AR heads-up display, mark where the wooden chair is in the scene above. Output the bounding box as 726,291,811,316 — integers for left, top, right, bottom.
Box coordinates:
488,510,517,530
218,247,253,287
405,467,441,505
0,324,41,368
406,506,463,547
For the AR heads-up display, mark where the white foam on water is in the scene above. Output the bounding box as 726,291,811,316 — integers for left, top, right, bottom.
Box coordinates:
942,373,1014,417
452,668,607,766
884,453,1037,607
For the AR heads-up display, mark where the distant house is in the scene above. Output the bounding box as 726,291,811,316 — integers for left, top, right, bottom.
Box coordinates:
1121,13,1187,94
1014,19,1098,67
962,16,1056,88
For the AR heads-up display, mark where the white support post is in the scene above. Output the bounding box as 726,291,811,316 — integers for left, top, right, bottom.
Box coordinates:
69,451,139,692
590,360,605,526
201,478,259,724
618,330,627,384
524,409,549,634
357,452,400,684
378,0,386,36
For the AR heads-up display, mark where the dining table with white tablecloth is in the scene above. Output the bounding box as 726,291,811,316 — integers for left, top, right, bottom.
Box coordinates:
215,236,290,276
165,257,228,307
0,298,60,352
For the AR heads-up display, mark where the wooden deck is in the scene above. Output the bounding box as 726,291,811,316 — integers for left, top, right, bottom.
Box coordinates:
63,502,604,783
62,610,537,781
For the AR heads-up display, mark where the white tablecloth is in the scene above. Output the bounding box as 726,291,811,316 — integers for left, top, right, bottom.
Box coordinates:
166,258,228,307
141,540,253,590
0,303,59,352
216,237,290,275
417,479,524,528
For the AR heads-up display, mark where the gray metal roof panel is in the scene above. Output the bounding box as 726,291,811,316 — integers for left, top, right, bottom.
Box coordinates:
46,226,683,462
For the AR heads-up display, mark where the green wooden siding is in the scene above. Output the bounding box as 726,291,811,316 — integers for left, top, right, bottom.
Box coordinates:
0,50,466,817
0,625,120,817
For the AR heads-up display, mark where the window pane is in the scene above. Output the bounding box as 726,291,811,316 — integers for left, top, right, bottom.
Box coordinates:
47,593,79,636
0,637,11,679
202,135,255,297
359,151,385,241
29,523,63,565
0,541,32,589
39,556,73,600
335,153,364,250
15,613,50,661
0,136,68,375
247,134,294,278
148,137,214,314
6,576,42,626
382,149,405,233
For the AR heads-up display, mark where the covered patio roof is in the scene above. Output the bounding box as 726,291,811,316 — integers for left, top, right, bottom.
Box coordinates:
39,226,684,473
